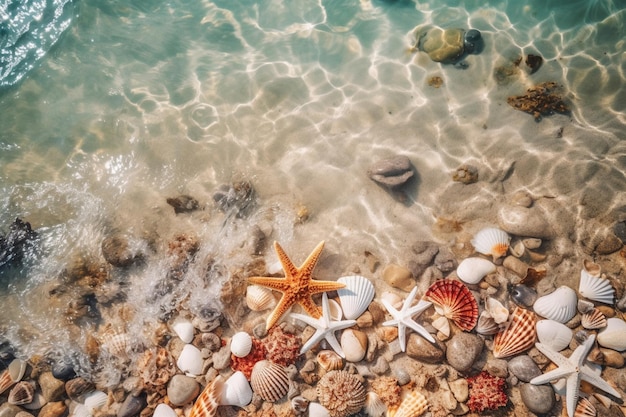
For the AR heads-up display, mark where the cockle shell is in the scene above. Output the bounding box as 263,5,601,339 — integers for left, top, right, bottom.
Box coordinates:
230,332,253,358
485,297,509,324
189,375,223,417
597,318,626,351
84,390,108,413
172,318,195,343
365,392,388,417
470,227,510,260
388,390,428,417
493,307,536,358
250,360,289,403
245,284,276,312
337,275,375,320
177,344,204,376
581,309,607,330
574,397,596,417
533,286,577,323
153,404,178,417
317,350,344,371
220,371,252,407
0,359,26,394
101,332,132,356
8,381,34,405
456,258,496,285
579,269,615,305
70,403,91,417
425,279,478,331
536,319,572,351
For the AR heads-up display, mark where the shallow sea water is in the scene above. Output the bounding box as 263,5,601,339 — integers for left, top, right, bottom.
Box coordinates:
1,0,626,379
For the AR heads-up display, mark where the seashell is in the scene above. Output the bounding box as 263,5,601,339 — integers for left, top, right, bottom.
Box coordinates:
388,390,428,417
493,307,536,358
8,381,35,405
475,310,500,335
250,360,289,403
230,332,253,358
365,392,387,417
337,275,375,320
65,377,96,402
308,402,332,417
245,284,276,312
425,279,478,331
574,397,596,417
581,309,607,330
101,332,132,356
510,284,537,308
470,227,510,260
84,390,108,413
177,344,203,376
340,329,367,363
317,350,344,371
0,358,27,395
533,286,577,323
509,239,526,258
577,299,595,314
522,238,542,250
69,402,91,417
153,404,178,417
220,371,252,407
582,260,601,277
485,297,509,324
456,257,496,285
431,315,451,337
316,370,366,417
189,375,223,417
536,319,572,351
579,269,615,305
172,318,195,344
328,299,344,322
597,318,626,351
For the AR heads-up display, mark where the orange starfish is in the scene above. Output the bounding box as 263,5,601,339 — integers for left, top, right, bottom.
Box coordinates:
248,241,345,330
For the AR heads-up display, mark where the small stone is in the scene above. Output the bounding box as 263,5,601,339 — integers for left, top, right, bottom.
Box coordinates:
596,233,623,255
0,404,22,417
38,373,65,402
497,204,556,239
525,54,543,74
37,402,67,417
452,165,478,184
50,358,76,381
118,392,147,417
519,383,555,414
355,311,373,328
166,195,200,214
406,334,444,363
484,359,508,378
367,155,414,190
508,355,541,382
445,333,484,372
433,247,457,273
613,221,626,244
600,348,625,368
383,264,415,292
167,375,200,406
101,234,142,267
15,412,34,417
394,369,411,386
511,191,533,208
211,345,231,371
448,379,469,403
370,357,389,375
409,241,439,278
65,377,95,402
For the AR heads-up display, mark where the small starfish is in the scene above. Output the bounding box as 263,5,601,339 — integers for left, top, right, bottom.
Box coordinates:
381,286,434,352
248,241,345,330
530,334,622,417
290,292,357,358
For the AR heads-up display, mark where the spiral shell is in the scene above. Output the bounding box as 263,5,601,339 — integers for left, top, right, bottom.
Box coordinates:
581,309,607,330
536,319,572,352
250,360,289,403
189,376,223,417
8,381,34,405
470,227,510,260
388,390,428,417
425,279,478,331
493,307,536,358
579,269,615,305
317,350,344,372
456,257,496,285
337,275,375,320
246,284,277,312
533,286,577,323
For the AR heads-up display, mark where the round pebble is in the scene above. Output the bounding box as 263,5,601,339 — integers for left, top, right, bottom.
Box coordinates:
406,334,444,363
50,358,76,381
508,355,541,382
0,404,23,417
167,375,200,406
484,359,508,378
519,383,555,414
445,332,483,372
497,204,556,239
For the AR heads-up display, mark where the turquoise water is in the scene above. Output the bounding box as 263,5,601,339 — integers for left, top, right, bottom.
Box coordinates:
1,0,626,372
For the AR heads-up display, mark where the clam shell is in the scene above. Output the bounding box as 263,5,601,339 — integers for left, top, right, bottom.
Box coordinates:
8,381,35,405
245,284,276,312
84,390,108,413
456,257,496,285
250,360,289,403
533,286,577,323
475,310,500,335
485,297,509,324
425,279,478,331
579,269,615,305
172,318,195,344
230,332,253,358
308,402,332,417
220,371,252,407
340,329,367,363
365,392,387,417
597,318,626,351
493,307,536,358
337,275,375,320
153,404,178,417
388,390,428,417
190,375,223,417
574,397,596,417
177,344,204,376
581,309,607,330
470,227,510,260
317,350,344,371
536,319,572,351
328,299,343,322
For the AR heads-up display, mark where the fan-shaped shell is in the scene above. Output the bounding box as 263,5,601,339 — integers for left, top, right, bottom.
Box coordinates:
533,286,577,323
475,310,500,335
172,318,195,344
8,381,34,405
493,307,536,358
246,284,276,312
597,318,626,352
220,371,252,407
177,344,203,376
581,309,607,330
574,397,596,417
425,279,478,331
250,360,289,403
485,297,509,324
0,359,26,394
230,332,253,358
388,390,428,417
70,403,91,417
101,332,132,356
84,390,108,413
317,350,344,372
470,227,510,259
337,275,375,320
579,269,615,304
456,258,496,285
536,319,572,351
189,375,223,417
365,392,387,417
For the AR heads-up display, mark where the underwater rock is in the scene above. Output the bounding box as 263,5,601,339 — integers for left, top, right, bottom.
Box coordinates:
525,54,543,74
367,155,414,191
413,26,482,63
452,164,478,184
50,357,76,381
166,195,200,214
102,234,143,267
507,82,570,121
117,392,147,417
213,181,256,217
38,373,65,402
0,218,38,269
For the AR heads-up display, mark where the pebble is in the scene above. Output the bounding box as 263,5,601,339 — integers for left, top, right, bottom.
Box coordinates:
484,359,508,378
0,404,22,417
38,373,65,403
394,368,411,386
37,402,67,417
211,345,231,371
167,375,200,406
65,377,95,402
449,378,469,403
166,195,200,214
406,334,444,364
508,355,542,382
370,357,389,375
445,333,483,372
341,329,367,363
101,234,142,267
502,256,529,278
367,155,414,190
434,247,457,274
50,358,76,381
599,348,625,368
382,264,415,292
519,383,555,414
409,241,439,277
497,204,556,239
595,233,623,254
117,392,147,417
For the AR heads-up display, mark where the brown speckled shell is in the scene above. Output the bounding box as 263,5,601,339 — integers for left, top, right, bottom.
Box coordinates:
317,370,366,417
425,279,478,331
493,307,536,359
250,360,289,403
189,376,223,417
317,350,344,371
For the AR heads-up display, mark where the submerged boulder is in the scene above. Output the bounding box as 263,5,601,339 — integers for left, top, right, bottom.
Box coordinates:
413,26,483,64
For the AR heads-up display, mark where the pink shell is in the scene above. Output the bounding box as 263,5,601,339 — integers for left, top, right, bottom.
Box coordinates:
189,376,223,417
425,279,478,331
493,307,536,359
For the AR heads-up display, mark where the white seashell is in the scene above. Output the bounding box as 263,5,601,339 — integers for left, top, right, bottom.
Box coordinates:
220,371,253,407
83,390,108,413
536,320,572,352
172,319,195,344
475,310,500,335
509,239,525,258
471,227,510,260
176,344,204,376
308,402,332,417
533,286,577,323
431,315,450,337
456,257,496,285
597,318,626,351
365,392,387,417
328,299,344,322
0,359,26,395
102,333,131,356
230,332,253,358
380,291,403,309
579,269,615,304
485,297,509,324
522,238,542,250
340,329,367,363
337,275,375,320
246,284,276,312
69,402,91,417
153,404,178,417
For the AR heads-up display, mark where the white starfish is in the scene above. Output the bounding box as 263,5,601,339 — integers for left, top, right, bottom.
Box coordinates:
530,334,622,417
381,286,434,352
290,292,357,358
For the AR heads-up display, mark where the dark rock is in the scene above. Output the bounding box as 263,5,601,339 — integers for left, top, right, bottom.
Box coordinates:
509,284,537,308
50,357,76,381
117,392,147,417
0,218,38,269
525,54,543,74
0,342,16,370
101,235,142,267
507,82,570,121
212,181,255,217
367,155,414,190
166,195,200,214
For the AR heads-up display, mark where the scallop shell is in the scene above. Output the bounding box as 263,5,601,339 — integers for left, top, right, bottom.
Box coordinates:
493,307,536,358
153,404,178,417
574,397,596,417
388,390,428,417
189,375,223,417
177,344,204,376
84,390,108,413
475,310,500,335
230,332,253,358
456,257,496,285
579,269,615,304
365,392,387,417
250,360,289,403
597,317,626,351
425,279,478,331
485,297,509,324
220,371,252,407
470,227,510,259
172,318,195,344
533,286,577,323
245,284,276,312
8,381,35,405
70,403,91,417
337,275,375,320
581,309,607,330
101,332,132,356
317,350,344,372
536,319,572,351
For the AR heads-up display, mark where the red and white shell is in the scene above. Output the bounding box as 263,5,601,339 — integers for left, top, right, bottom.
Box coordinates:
189,376,224,417
493,307,536,359
424,279,478,331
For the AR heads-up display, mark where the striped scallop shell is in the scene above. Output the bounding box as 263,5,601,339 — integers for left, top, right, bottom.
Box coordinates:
493,307,536,359
579,269,615,305
388,390,428,417
250,360,289,403
574,397,596,417
425,279,478,331
101,332,132,356
84,390,108,413
8,381,35,405
189,375,223,417
581,309,607,330
337,275,375,320
471,227,510,259
246,284,277,312
533,286,578,323
0,370,16,395
317,350,344,371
